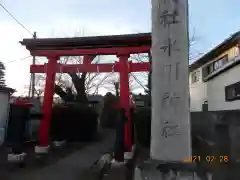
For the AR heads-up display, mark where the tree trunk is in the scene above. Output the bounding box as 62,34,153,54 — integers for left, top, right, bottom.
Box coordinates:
114,82,120,97
54,85,74,102
54,56,96,104
68,72,88,103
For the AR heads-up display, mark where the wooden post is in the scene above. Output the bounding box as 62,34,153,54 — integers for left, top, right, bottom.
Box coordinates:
29,32,37,97
151,0,191,161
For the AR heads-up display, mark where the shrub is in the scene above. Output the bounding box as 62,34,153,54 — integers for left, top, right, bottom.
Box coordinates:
134,107,151,147
50,103,98,142
99,93,119,128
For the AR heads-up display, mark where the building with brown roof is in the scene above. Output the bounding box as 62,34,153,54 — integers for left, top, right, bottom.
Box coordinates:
189,31,240,111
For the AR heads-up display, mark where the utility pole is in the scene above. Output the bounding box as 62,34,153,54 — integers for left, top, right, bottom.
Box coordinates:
28,76,32,97
29,32,37,98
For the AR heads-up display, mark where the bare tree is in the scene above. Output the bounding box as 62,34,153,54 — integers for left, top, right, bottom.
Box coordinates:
189,29,204,62
96,73,119,94
25,28,201,102
52,30,201,101
54,55,119,102
28,55,117,103
128,31,202,95
34,74,45,97
0,61,6,87
25,29,118,102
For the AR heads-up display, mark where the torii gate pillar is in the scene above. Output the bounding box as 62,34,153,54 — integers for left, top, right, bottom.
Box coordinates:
118,54,132,152
35,54,134,153
35,55,58,153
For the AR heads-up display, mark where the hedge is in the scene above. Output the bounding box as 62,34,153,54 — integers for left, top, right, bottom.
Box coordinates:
50,103,98,142
134,107,151,147
99,93,119,128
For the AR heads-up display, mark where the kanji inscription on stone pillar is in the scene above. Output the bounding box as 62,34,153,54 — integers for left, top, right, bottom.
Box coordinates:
151,0,191,161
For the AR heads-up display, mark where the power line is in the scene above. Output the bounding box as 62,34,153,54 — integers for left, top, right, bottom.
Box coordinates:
0,3,33,36
4,56,32,64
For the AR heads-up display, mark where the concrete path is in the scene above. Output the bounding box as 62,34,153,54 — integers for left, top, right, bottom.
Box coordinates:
8,129,115,180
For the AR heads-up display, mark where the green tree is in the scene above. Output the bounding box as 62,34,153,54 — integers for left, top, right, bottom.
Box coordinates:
0,61,5,87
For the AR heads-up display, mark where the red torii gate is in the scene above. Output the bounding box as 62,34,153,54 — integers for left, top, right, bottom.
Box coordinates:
20,33,151,152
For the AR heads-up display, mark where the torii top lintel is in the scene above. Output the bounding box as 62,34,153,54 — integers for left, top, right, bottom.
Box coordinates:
20,33,151,56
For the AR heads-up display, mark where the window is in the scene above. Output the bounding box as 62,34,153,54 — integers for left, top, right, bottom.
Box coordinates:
203,64,214,78
203,55,229,78
225,81,240,101
191,70,200,83
213,55,228,71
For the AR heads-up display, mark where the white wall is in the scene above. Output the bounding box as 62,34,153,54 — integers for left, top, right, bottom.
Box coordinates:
207,64,240,111
189,68,207,112
0,92,10,146
0,92,10,128
189,63,240,112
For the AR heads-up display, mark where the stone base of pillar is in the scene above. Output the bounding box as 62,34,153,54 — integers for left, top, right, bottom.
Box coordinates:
96,153,112,169
52,140,66,148
111,151,133,165
111,158,126,167
124,144,136,160
124,152,133,160
7,152,27,163
35,145,50,154
133,160,212,180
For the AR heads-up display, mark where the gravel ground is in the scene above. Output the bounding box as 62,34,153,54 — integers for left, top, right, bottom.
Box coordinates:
0,141,86,180
0,129,115,180
2,131,238,180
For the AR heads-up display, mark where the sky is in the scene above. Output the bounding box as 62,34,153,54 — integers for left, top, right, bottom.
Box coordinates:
0,0,240,95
